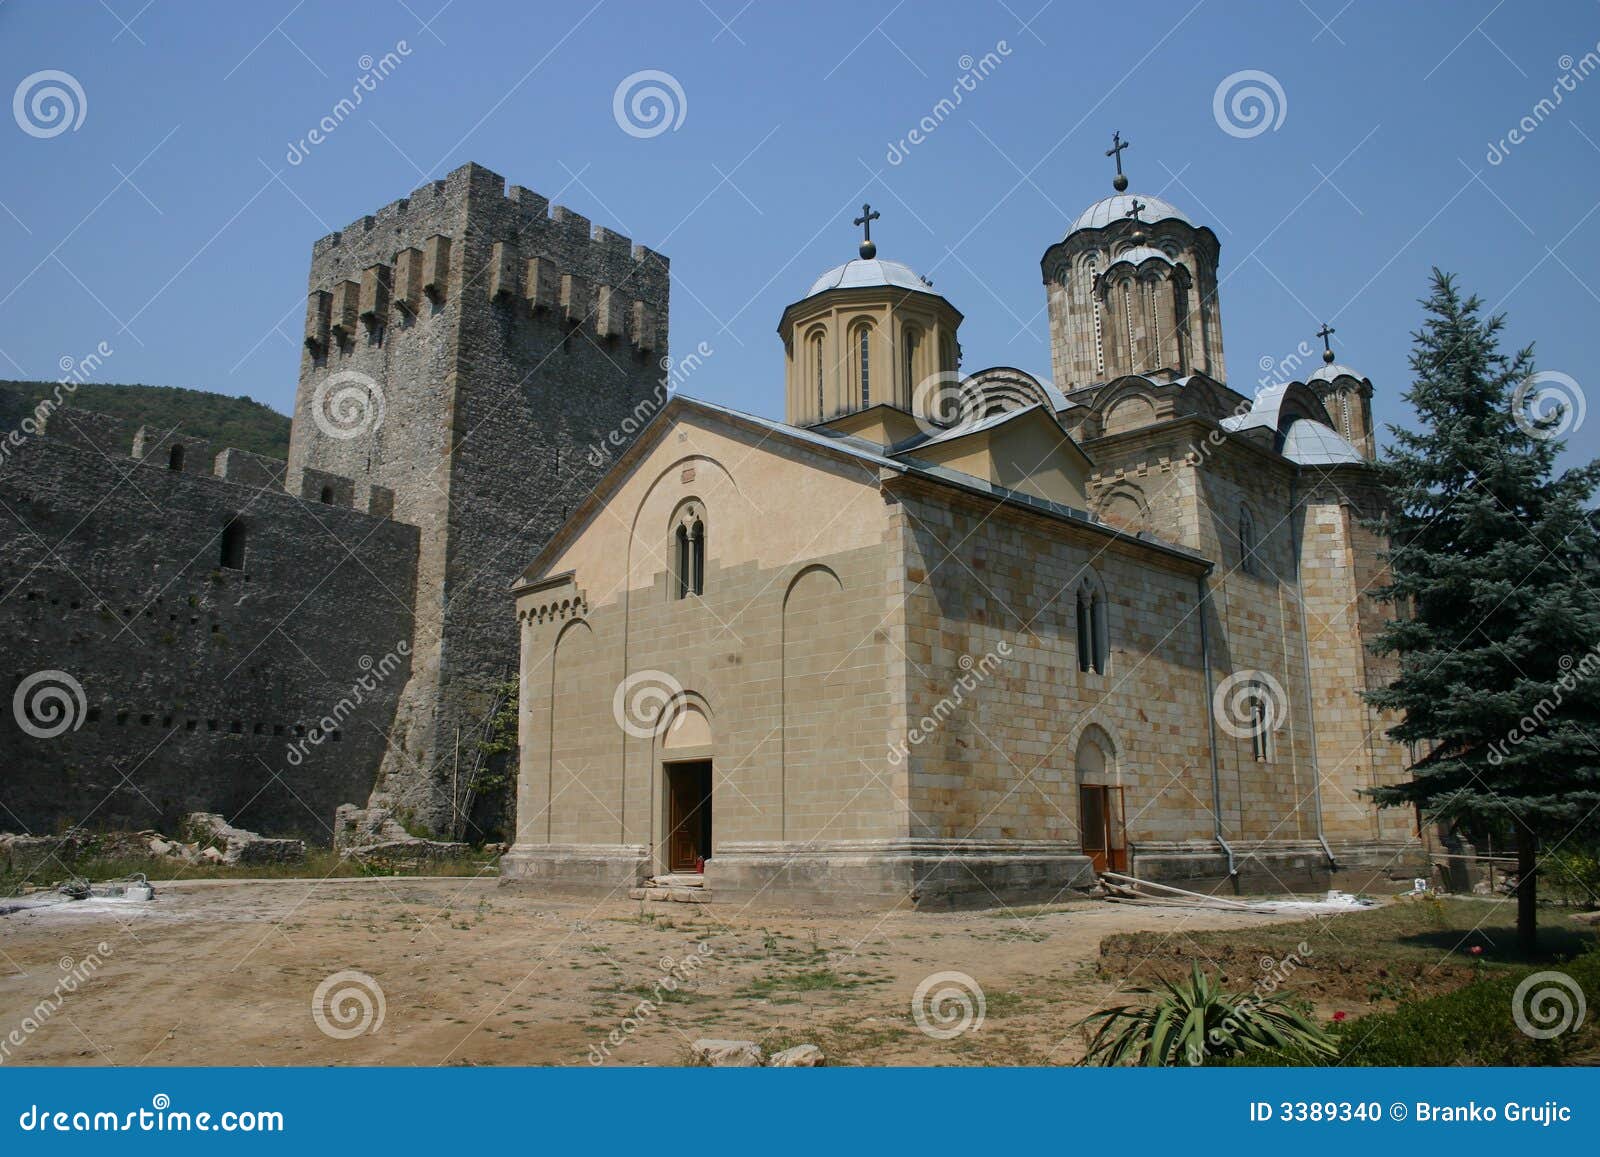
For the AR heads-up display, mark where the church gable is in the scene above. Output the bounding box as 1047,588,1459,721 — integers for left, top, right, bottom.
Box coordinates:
898,405,1093,509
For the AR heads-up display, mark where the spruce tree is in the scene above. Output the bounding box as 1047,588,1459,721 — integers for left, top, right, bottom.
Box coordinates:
1366,270,1600,953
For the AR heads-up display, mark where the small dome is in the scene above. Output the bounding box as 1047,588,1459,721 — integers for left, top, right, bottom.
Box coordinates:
1309,362,1368,384
1105,245,1176,269
1067,194,1192,236
806,257,934,298
1280,418,1365,465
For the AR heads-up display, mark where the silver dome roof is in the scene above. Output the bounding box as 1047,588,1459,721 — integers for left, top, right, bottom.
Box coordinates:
1309,362,1368,384
806,257,934,298
1280,418,1366,465
1068,193,1192,235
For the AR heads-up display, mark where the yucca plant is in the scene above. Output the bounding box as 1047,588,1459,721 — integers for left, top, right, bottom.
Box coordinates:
1077,963,1339,1066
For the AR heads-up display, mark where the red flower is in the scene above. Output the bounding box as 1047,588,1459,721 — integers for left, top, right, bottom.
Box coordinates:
1333,1011,1347,1022
1469,946,1483,956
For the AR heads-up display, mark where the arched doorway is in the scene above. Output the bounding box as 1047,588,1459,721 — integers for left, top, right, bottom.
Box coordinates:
1076,727,1126,873
660,702,712,875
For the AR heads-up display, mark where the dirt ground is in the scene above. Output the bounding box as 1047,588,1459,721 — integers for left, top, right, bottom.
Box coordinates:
0,876,1379,1067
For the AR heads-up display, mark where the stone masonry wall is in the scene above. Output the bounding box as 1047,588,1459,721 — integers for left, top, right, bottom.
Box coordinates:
0,431,418,842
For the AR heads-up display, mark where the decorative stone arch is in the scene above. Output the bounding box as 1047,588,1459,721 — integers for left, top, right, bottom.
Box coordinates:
1094,480,1151,534
1073,722,1126,872
1073,722,1120,786
1236,499,1260,576
847,318,875,408
659,689,715,753
1072,563,1111,675
962,366,1055,419
1099,384,1159,436
623,454,739,596
804,324,829,420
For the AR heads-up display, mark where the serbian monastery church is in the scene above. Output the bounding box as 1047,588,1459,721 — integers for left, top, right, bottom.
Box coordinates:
503,144,1423,909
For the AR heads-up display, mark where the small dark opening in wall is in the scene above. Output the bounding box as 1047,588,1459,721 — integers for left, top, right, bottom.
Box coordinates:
331,730,342,742
140,714,152,726
115,711,128,725
162,716,172,727
319,485,334,504
207,719,218,731
168,444,185,471
231,720,242,733
87,708,101,723
294,724,306,737
253,722,265,735
185,719,197,731
220,519,247,570
273,724,285,736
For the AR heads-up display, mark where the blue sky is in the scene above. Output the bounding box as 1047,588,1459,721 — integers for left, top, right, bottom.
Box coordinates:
2,0,1597,470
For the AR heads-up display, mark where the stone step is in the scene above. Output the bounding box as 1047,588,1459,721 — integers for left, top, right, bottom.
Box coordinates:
628,885,713,904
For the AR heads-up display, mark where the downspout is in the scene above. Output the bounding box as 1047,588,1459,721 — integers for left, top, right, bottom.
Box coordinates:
1290,477,1338,871
1196,574,1237,877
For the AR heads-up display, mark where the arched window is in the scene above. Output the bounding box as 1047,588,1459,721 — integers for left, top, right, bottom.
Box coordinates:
168,444,184,471
902,326,920,398
219,519,246,570
1238,506,1258,576
855,324,872,406
810,331,825,420
672,503,705,599
1075,575,1109,675
319,485,334,505
1247,681,1274,762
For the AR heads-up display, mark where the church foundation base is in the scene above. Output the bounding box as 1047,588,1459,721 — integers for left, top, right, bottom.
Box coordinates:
1130,839,1431,896
705,840,1099,911
498,844,649,898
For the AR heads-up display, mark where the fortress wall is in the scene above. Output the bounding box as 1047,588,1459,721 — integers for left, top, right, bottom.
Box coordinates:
0,437,418,842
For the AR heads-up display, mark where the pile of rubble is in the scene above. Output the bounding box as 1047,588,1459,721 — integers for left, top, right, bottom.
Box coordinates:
333,803,472,868
690,1039,825,1067
0,814,307,876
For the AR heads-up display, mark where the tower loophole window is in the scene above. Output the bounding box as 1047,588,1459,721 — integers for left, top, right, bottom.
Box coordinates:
168,444,184,471
220,519,247,571
320,485,334,505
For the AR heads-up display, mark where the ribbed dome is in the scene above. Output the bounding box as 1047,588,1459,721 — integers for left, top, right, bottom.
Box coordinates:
806,258,933,298
1309,362,1367,383
1067,193,1192,236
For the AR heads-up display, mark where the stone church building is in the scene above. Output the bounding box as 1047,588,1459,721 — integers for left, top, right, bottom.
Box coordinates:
504,167,1424,908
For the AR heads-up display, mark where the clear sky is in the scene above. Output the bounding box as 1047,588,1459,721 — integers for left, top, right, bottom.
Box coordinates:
2,0,1597,471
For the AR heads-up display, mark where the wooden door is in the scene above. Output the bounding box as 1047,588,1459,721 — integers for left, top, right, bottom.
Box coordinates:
665,762,711,873
1079,784,1127,873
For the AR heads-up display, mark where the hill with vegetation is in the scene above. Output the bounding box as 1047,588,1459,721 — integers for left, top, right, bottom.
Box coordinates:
0,380,291,460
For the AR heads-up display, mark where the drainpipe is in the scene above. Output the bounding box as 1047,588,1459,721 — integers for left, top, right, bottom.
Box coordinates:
1290,478,1338,871
1196,574,1238,878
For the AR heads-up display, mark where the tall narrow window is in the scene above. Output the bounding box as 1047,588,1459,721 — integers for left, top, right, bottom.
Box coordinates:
1248,682,1273,762
1077,578,1108,674
1239,506,1258,576
168,444,184,472
811,332,825,420
673,504,705,600
674,525,690,599
220,519,246,570
902,327,920,398
689,519,704,596
858,326,871,406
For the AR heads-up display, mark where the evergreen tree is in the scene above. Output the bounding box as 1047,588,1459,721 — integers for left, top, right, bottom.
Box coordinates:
1366,270,1600,953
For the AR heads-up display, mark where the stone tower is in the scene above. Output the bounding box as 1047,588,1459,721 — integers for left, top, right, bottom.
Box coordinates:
288,162,670,834
1308,359,1377,460
1040,193,1225,389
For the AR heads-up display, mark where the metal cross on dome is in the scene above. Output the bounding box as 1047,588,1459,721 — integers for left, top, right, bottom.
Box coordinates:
854,203,880,258
1124,199,1146,225
1106,131,1131,191
1317,322,1337,364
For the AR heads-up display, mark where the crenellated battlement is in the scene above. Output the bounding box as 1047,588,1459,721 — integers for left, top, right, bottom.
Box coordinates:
303,162,668,355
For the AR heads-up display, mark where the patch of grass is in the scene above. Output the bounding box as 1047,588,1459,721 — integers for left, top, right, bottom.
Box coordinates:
1,849,500,895
736,967,860,999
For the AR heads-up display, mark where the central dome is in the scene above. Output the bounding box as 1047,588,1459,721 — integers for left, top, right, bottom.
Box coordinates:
807,257,933,298
1067,193,1192,236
